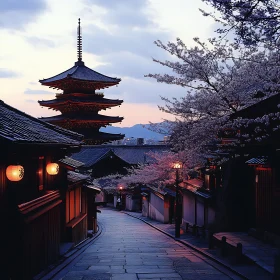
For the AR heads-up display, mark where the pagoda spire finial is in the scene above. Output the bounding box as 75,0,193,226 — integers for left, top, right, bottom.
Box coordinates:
77,18,82,61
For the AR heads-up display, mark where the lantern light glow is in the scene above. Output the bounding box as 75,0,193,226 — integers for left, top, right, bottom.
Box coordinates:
173,162,182,169
6,165,24,181
46,163,59,175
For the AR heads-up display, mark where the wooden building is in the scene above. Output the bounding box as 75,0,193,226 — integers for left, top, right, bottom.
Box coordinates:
64,171,89,246
59,158,102,241
69,144,169,207
215,93,280,235
0,100,83,279
38,19,124,144
70,144,170,176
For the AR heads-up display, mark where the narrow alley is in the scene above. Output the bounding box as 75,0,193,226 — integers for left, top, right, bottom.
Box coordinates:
49,209,243,280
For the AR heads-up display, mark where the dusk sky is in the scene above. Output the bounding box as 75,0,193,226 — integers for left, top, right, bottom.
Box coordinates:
0,0,215,127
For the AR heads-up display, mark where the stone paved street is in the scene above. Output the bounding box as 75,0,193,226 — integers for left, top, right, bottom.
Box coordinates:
53,209,242,280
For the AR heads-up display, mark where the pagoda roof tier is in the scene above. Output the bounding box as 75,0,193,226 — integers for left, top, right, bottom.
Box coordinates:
38,95,123,110
40,114,123,124
83,131,125,141
39,61,121,91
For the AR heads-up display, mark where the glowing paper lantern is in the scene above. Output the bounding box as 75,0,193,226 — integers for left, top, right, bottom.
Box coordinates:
6,165,24,181
46,163,59,175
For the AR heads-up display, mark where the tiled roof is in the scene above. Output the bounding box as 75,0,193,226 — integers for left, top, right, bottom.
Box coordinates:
67,171,90,183
196,191,212,199
39,61,121,84
181,180,212,199
113,146,169,165
148,186,166,198
70,145,170,167
163,187,176,197
0,100,83,145
60,156,85,168
71,147,112,167
232,93,280,119
245,157,267,165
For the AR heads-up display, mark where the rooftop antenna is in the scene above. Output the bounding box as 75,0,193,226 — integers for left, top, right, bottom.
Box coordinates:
77,18,82,61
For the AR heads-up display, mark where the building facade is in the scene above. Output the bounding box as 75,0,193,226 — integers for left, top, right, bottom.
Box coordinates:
0,100,85,279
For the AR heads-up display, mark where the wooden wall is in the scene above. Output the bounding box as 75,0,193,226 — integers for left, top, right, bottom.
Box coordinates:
255,167,280,234
18,191,62,279
65,185,88,245
0,150,88,278
66,214,87,245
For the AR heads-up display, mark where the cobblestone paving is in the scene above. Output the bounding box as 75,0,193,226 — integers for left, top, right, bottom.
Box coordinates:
56,209,238,280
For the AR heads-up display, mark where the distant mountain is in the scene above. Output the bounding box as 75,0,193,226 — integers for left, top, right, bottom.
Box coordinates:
101,124,164,140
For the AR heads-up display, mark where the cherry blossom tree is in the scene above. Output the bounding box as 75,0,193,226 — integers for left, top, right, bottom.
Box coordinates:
90,151,188,192
91,174,122,194
147,38,280,166
121,151,189,189
201,0,280,46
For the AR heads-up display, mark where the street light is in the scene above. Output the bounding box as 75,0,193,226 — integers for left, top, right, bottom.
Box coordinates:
173,161,182,238
118,184,123,210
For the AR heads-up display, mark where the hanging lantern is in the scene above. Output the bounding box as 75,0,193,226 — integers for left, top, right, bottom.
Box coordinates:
46,163,59,175
6,165,24,181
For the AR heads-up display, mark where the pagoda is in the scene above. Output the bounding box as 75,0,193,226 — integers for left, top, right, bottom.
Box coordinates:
38,19,124,144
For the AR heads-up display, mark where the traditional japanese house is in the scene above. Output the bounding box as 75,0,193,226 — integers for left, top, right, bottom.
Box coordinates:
141,176,215,229
216,93,280,235
69,144,170,210
38,19,124,144
60,157,101,235
64,171,90,246
0,100,83,279
70,144,170,176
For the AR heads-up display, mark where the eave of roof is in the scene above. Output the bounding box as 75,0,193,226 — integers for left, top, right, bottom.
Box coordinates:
231,93,280,119
39,114,123,123
67,170,90,183
40,114,123,122
86,185,101,193
38,97,123,107
39,61,121,85
245,157,268,165
70,144,170,167
181,184,212,199
60,156,85,168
